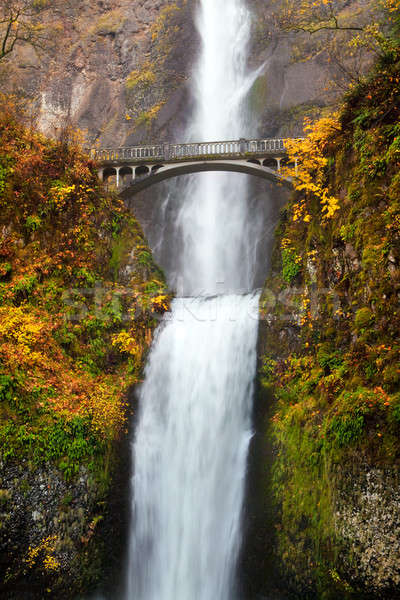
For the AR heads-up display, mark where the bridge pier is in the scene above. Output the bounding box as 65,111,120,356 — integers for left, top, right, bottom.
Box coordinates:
100,164,167,189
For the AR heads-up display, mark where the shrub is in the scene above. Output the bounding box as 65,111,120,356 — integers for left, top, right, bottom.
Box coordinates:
12,274,38,299
25,215,42,233
383,364,400,387
137,249,153,267
0,374,15,402
328,412,365,448
282,248,302,283
0,160,12,195
91,10,125,35
391,398,400,424
317,343,343,372
126,62,156,91
0,262,11,278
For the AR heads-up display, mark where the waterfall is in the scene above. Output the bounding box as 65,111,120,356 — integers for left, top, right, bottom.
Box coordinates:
125,1,261,599
174,0,260,296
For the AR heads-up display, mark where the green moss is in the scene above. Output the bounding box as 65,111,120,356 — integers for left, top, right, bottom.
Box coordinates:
0,489,11,505
328,412,364,448
354,307,374,331
0,415,103,480
109,235,125,282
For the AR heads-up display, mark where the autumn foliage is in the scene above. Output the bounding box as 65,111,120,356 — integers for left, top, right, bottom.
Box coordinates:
284,116,342,221
260,42,400,593
0,99,169,477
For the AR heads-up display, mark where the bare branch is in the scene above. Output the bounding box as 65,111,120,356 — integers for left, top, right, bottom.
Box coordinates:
0,0,64,62
290,23,364,35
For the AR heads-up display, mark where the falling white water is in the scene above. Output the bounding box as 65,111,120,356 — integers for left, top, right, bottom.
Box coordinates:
174,0,261,296
125,1,261,599
127,295,259,600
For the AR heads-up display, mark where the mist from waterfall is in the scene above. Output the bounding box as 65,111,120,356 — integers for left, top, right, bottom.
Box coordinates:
124,1,261,599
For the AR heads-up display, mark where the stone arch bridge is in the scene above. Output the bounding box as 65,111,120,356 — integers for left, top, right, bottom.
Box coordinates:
90,138,298,197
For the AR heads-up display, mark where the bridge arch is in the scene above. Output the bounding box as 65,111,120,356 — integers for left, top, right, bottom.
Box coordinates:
93,137,302,195
262,157,277,169
103,167,117,185
120,166,133,185
135,165,150,177
119,159,291,198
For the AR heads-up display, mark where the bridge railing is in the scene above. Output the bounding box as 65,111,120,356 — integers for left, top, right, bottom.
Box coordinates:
90,138,286,162
92,145,165,161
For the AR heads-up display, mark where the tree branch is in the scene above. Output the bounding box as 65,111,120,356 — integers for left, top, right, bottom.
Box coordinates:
1,12,20,58
286,22,364,35
0,0,60,61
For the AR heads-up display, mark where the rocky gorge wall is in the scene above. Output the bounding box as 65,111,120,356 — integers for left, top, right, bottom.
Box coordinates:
249,47,400,599
4,0,197,146
1,461,101,599
5,0,355,145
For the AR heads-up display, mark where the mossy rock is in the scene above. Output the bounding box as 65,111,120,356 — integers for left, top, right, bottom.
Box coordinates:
91,10,125,35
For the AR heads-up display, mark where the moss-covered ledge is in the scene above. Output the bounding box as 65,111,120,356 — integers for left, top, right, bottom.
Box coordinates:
256,47,400,600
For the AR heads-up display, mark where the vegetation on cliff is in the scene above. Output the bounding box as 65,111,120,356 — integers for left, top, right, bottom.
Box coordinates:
274,0,400,87
124,1,187,132
259,30,400,597
0,99,169,594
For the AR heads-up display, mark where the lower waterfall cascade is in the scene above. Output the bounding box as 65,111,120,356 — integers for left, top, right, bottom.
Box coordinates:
125,294,260,600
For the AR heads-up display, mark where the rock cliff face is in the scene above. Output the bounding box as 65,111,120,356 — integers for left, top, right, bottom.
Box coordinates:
248,0,339,137
335,464,400,594
6,0,349,145
6,0,197,145
0,461,100,599
0,423,134,600
251,48,400,599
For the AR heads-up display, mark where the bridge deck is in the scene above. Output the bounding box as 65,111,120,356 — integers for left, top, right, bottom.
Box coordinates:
89,138,287,165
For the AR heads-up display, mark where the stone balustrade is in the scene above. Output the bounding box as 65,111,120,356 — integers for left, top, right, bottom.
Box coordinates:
89,138,287,163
